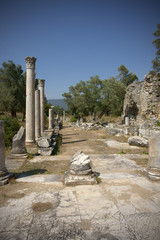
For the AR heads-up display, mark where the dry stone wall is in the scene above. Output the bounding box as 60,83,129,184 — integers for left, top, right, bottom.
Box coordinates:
123,72,160,124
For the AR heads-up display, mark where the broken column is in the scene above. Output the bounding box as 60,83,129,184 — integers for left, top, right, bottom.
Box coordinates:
25,56,36,144
10,126,27,157
146,133,160,180
64,151,98,186
38,79,45,135
35,89,41,140
125,116,130,126
0,120,9,185
48,106,54,129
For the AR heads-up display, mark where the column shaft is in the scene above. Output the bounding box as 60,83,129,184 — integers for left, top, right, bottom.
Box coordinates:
35,90,41,139
25,57,36,144
38,79,45,135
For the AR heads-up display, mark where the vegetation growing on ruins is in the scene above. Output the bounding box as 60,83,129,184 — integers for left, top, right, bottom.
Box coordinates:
152,23,160,72
63,65,138,118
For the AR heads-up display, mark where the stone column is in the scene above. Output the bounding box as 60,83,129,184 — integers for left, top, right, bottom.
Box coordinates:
35,89,41,140
48,108,54,129
0,121,9,185
125,117,130,126
146,133,160,180
25,56,36,144
38,79,45,135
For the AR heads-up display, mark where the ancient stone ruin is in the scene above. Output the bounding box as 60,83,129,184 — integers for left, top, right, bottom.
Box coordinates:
0,120,9,185
65,151,98,186
9,126,27,158
123,72,160,125
146,133,160,180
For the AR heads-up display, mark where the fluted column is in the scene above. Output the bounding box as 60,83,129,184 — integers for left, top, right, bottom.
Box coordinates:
38,79,45,135
0,120,9,185
35,89,41,140
25,56,36,144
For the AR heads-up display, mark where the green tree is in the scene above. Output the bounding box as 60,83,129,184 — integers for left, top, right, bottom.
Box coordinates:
99,77,126,117
152,24,160,72
117,65,138,86
0,60,26,118
63,76,102,118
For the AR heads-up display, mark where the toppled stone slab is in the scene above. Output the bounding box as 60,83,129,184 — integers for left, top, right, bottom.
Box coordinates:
65,151,98,186
100,139,139,149
128,136,148,147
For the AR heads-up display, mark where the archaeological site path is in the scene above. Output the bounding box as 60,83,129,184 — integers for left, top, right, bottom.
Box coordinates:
0,125,160,240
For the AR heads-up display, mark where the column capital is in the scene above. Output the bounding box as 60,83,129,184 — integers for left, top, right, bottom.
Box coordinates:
25,57,36,69
38,79,45,88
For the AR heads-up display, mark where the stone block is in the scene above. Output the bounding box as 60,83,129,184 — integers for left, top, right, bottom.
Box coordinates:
128,136,148,147
37,138,51,148
38,147,54,156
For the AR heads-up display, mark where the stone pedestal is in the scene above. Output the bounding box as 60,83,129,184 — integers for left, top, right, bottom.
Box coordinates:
35,89,41,140
0,121,9,185
38,79,45,135
25,56,36,145
65,151,98,186
146,133,160,180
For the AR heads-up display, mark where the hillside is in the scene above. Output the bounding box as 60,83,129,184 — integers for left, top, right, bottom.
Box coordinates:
47,99,67,110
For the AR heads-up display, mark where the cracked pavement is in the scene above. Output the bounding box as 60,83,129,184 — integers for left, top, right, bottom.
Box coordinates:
1,126,160,240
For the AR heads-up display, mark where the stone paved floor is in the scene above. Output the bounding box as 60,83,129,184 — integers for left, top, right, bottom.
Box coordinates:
0,126,160,240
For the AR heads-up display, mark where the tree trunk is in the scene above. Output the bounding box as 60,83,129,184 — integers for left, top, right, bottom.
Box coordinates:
22,112,25,122
11,110,17,118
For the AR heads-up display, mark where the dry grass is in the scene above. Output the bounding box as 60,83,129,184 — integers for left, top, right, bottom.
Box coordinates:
13,159,70,177
32,202,53,213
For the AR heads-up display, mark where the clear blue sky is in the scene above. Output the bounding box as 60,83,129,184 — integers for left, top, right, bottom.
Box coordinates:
0,0,160,99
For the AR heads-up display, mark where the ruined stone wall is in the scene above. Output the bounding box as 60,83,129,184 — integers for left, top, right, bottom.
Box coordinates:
123,72,160,124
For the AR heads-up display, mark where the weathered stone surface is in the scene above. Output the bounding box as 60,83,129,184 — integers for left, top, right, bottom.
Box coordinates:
65,151,98,185
11,126,27,154
128,136,148,147
37,138,51,148
70,151,92,175
123,72,160,124
147,133,160,180
107,128,122,136
38,147,53,156
64,171,97,186
0,120,9,185
25,56,36,144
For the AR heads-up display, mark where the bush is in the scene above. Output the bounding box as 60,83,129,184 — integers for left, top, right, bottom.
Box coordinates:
156,120,160,127
0,116,20,147
70,116,77,122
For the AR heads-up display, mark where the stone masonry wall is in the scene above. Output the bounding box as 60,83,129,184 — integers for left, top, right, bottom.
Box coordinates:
123,72,160,124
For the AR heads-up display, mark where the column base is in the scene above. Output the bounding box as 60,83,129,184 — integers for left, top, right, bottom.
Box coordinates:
146,167,160,181
0,171,9,186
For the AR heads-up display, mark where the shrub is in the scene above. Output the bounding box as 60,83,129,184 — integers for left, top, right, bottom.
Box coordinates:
156,120,160,127
0,116,20,147
70,116,77,122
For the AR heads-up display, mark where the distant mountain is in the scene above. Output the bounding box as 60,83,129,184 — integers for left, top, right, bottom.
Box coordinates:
47,99,67,110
